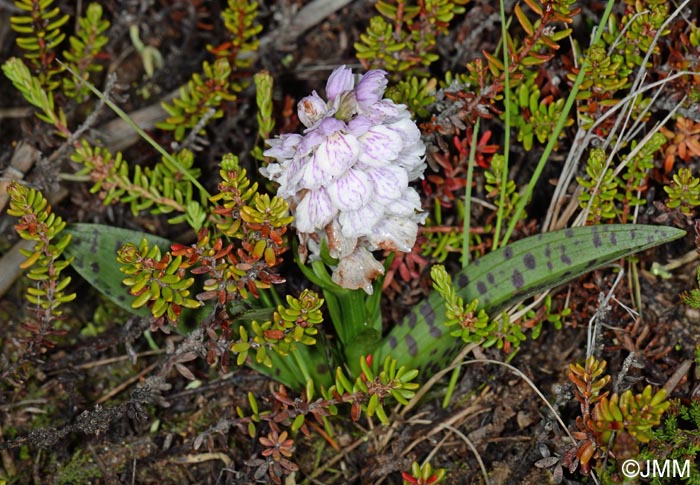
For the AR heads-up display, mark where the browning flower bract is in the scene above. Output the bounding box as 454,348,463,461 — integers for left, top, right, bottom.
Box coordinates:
262,66,426,293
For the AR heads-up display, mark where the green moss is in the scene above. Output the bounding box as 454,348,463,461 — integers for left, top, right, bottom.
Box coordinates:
54,450,102,485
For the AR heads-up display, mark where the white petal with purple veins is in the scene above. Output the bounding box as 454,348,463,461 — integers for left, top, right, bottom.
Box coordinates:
295,189,335,233
338,202,383,238
397,150,427,181
297,129,326,155
316,117,346,136
347,115,372,137
388,117,422,145
327,169,372,211
402,160,428,182
261,64,429,292
297,157,328,190
398,141,426,164
282,154,310,193
358,126,402,166
314,132,360,177
365,165,407,203
360,99,402,122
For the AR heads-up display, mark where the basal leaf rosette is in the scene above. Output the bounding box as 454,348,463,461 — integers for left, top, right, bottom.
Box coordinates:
262,66,426,293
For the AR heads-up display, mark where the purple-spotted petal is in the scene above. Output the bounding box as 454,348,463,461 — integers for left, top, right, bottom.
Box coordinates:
358,126,403,166
314,131,360,177
295,189,335,233
356,70,388,108
326,169,372,211
325,65,354,100
298,91,328,128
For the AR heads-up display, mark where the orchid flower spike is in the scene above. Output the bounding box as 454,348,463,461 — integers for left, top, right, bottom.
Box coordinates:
262,66,426,293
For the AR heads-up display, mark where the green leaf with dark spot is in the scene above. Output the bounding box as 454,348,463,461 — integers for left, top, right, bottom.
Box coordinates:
374,224,686,378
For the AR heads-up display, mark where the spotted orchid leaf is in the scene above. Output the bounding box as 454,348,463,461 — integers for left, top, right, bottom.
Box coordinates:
374,224,686,378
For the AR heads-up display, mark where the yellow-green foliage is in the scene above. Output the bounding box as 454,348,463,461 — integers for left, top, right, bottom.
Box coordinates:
210,154,261,238
578,132,680,223
665,167,700,215
509,75,573,151
485,154,526,221
355,0,468,74
71,142,204,226
252,71,275,161
6,182,76,316
385,76,437,118
403,461,446,485
10,0,70,91
209,0,262,69
481,0,577,78
2,57,68,136
602,0,670,69
592,385,670,444
577,148,618,223
157,59,238,142
230,289,324,366
615,133,666,221
431,265,492,343
569,356,671,469
570,1,671,130
117,238,201,325
62,3,110,101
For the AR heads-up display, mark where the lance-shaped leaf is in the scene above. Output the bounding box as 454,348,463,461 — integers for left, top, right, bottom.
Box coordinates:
374,224,685,378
